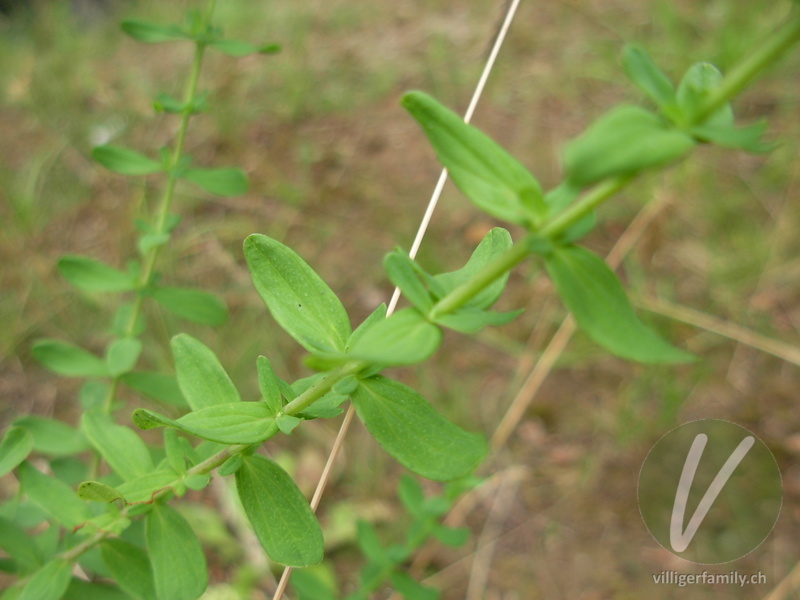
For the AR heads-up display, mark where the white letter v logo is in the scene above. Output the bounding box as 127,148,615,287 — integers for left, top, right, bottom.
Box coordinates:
670,433,755,552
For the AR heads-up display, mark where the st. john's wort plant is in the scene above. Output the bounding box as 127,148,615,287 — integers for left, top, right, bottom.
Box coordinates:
0,2,799,600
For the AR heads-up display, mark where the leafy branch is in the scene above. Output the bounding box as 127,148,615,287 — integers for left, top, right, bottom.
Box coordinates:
1,3,799,600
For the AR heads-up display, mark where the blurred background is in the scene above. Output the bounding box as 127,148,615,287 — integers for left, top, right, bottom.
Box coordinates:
1,0,799,598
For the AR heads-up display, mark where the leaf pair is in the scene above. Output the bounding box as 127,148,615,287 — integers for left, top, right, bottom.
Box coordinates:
93,145,249,197
98,504,206,600
623,45,772,152
245,229,520,370
400,89,693,363
124,334,324,570
562,105,696,187
121,19,280,56
347,228,521,366
243,235,487,480
0,416,94,484
32,336,151,380
133,334,281,445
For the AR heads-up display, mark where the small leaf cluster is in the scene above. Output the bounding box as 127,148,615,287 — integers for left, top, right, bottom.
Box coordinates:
107,41,782,580
399,42,776,366
116,230,495,570
0,5,281,600
291,476,475,600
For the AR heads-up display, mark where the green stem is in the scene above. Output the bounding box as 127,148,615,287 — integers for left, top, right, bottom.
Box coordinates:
427,240,532,320
58,442,244,566
427,177,629,321
428,8,800,322
99,13,213,416
690,7,800,125
58,3,800,581
538,175,632,238
282,361,366,416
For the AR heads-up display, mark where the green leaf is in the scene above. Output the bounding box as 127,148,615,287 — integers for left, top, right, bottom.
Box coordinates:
346,303,387,351
57,256,137,293
63,580,133,600
444,475,482,501
163,429,187,474
256,356,283,414
543,244,694,363
101,539,157,600
235,454,324,567
558,210,597,244
431,524,470,547
153,92,184,114
131,409,178,431
276,414,301,435
384,251,434,311
0,516,43,572
137,233,171,256
621,45,678,117
105,338,142,377
244,234,352,354
290,569,338,600
217,454,243,477
182,168,248,196
17,462,90,528
81,411,154,482
351,376,486,481
297,390,348,419
121,19,189,43
151,287,228,326
355,521,388,565
421,496,450,517
563,105,695,187
209,39,281,56
17,559,73,600
433,228,513,309
31,339,108,378
348,308,441,366
434,307,523,334
11,416,89,456
332,375,359,396
183,473,210,491
93,145,164,176
80,511,131,537
79,380,108,411
175,402,277,444
77,481,125,504
397,475,425,518
689,120,773,153
153,92,208,116
389,571,439,600
401,91,544,227
171,333,241,410
0,427,33,477
115,469,177,504
121,371,187,408
146,504,208,600
303,351,348,372
111,303,145,337
677,62,732,127
49,456,88,486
